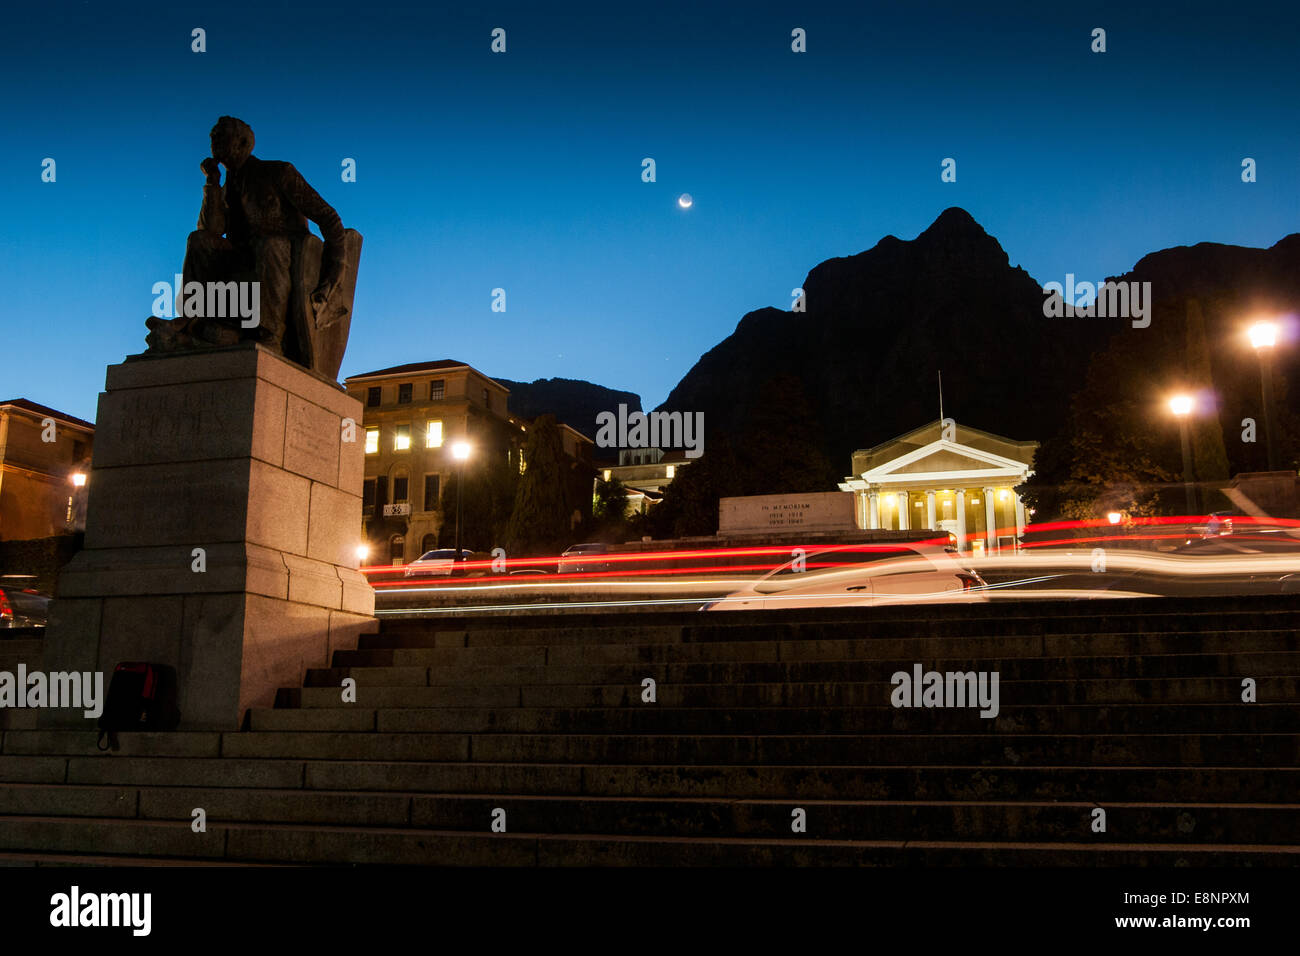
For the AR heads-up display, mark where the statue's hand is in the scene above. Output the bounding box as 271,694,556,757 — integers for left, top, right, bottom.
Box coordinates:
310,281,334,318
201,158,221,186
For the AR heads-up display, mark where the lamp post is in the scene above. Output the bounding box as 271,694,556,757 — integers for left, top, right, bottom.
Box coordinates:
1248,320,1280,471
1169,394,1196,516
451,440,471,561
67,471,87,529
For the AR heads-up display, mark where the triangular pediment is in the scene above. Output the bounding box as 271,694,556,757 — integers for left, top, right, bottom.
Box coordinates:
859,439,1032,484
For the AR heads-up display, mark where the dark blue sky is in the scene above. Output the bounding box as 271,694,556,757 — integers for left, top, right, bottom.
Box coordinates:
3,0,1297,422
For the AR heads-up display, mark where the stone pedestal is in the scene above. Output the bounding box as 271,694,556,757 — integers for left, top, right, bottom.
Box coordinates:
41,344,374,729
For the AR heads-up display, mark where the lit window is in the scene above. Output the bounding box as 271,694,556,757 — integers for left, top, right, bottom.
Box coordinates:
426,420,443,448
602,470,611,481
394,424,411,451
365,427,379,454
666,465,676,478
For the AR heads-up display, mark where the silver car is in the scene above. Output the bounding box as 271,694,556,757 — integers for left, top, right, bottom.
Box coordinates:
703,544,986,611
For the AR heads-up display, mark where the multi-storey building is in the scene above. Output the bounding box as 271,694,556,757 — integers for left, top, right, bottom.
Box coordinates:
344,360,594,564
0,399,94,541
597,447,691,513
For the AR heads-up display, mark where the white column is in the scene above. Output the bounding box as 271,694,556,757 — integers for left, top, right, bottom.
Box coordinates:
868,492,879,530
857,491,868,529
955,490,966,551
897,491,909,530
983,486,997,552
926,490,937,530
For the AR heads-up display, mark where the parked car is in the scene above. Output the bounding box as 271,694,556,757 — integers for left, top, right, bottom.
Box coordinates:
0,587,51,628
702,544,986,611
403,548,475,578
558,543,612,575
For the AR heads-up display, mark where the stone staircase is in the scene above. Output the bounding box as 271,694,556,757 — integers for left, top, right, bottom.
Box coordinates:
1,595,1298,865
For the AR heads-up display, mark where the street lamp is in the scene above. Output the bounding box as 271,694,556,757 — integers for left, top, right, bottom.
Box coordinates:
451,440,471,560
1168,393,1196,515
1247,319,1280,471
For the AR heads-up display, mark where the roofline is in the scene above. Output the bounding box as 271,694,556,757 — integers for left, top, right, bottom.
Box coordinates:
557,422,595,444
0,400,95,432
853,419,1038,458
344,363,510,394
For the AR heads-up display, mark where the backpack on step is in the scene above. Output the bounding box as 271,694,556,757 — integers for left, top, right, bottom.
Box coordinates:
96,662,181,751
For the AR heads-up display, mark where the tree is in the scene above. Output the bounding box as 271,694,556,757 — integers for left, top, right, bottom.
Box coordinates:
593,476,629,524
440,453,518,552
505,415,573,554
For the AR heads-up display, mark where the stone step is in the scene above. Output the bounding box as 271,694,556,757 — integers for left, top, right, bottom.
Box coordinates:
0,755,306,789
0,815,1295,865
292,676,1296,709
293,761,1300,802
6,755,1296,801
363,618,1300,651
251,702,1300,735
0,639,42,657
3,783,1296,845
9,729,1292,766
406,608,1300,639
239,731,1300,766
1,731,222,758
0,850,288,867
373,601,1300,639
306,652,1300,688
335,631,1300,669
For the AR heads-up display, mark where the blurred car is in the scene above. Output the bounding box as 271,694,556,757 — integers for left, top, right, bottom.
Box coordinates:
558,543,612,574
1047,527,1300,598
1201,511,1235,538
403,548,475,578
702,544,986,611
0,587,51,628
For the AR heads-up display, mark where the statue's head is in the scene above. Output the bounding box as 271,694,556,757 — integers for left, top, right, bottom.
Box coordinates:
210,116,255,168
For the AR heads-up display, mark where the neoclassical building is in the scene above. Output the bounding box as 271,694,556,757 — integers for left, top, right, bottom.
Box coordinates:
839,420,1037,554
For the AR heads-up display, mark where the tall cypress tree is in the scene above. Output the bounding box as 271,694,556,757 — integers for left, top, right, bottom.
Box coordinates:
505,414,572,554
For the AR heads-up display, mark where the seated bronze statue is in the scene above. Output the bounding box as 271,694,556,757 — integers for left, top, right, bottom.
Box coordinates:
145,116,362,380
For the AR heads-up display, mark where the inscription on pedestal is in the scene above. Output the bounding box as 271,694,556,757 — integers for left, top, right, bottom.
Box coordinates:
283,395,341,486
96,383,250,467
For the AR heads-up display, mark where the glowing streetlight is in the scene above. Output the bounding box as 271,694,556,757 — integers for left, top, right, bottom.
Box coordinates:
1106,511,1123,525
70,472,86,487
1247,319,1281,470
355,543,370,564
1168,393,1197,515
1248,320,1278,350
451,441,472,560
